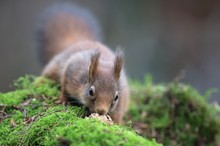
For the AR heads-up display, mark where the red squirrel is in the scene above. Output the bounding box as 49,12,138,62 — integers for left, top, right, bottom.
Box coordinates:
36,4,130,124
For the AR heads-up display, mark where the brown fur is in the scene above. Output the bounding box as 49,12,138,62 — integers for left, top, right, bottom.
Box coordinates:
114,49,124,80
36,4,102,64
89,50,101,82
39,4,129,124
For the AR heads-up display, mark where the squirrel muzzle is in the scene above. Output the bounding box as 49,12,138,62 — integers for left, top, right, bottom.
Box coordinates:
94,106,108,115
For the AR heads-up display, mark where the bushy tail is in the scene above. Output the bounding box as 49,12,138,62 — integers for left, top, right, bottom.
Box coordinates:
36,3,102,64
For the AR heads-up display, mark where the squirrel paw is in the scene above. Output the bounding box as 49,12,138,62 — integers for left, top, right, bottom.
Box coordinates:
56,96,69,105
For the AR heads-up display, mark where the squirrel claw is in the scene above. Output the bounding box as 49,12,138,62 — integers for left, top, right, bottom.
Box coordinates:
56,96,69,105
61,100,68,105
55,99,67,105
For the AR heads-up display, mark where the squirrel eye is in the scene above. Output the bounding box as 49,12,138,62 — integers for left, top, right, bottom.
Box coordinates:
114,91,119,101
89,85,95,96
114,95,119,101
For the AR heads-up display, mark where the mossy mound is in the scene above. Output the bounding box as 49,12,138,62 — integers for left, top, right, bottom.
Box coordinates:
0,76,161,146
127,76,220,146
1,75,220,146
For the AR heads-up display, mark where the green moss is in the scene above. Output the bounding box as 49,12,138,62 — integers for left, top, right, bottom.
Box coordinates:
2,74,219,146
0,75,161,146
127,75,220,146
0,75,60,106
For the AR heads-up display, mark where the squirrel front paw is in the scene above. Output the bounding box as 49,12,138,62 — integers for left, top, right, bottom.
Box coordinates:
55,95,69,105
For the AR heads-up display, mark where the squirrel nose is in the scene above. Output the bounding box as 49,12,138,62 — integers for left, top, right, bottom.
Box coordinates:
97,109,107,115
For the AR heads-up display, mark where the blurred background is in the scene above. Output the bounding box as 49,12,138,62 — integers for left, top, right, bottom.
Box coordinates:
0,0,220,102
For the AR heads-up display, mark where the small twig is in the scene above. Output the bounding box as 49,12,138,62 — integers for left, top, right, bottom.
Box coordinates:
10,118,17,127
0,111,8,115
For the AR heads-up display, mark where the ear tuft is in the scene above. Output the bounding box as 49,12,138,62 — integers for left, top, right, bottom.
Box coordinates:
114,49,124,80
89,49,101,82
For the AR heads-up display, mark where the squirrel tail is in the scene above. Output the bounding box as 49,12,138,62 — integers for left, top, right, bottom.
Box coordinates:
36,3,102,64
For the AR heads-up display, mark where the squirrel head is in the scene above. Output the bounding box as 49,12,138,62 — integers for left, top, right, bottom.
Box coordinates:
83,49,124,115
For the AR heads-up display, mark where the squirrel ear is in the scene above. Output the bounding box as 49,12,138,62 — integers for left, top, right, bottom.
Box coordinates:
89,50,100,82
114,49,124,80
